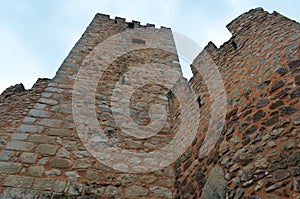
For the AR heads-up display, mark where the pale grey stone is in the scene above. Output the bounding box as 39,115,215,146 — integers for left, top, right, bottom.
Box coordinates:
54,180,67,193
57,147,70,158
20,152,37,164
28,166,44,177
65,171,80,180
45,169,61,176
118,174,137,184
36,144,58,155
0,151,13,161
68,182,83,195
2,175,34,188
105,185,118,195
12,133,28,141
23,117,36,124
48,128,72,136
150,186,173,199
28,109,52,118
50,158,72,168
29,135,55,143
6,141,34,151
38,157,49,165
17,124,43,133
45,87,64,93
34,103,46,110
126,186,148,196
200,165,226,199
38,119,61,127
33,178,55,190
0,162,22,174
0,188,39,199
38,98,58,105
73,159,91,169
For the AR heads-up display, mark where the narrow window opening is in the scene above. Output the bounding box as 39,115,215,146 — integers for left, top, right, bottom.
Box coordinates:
197,96,203,108
132,38,145,45
231,40,237,50
121,75,126,85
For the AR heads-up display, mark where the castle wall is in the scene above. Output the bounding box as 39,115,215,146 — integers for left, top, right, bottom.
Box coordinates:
175,8,300,199
0,14,180,198
1,7,300,199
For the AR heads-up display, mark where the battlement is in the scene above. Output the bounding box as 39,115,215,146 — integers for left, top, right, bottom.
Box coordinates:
94,13,171,30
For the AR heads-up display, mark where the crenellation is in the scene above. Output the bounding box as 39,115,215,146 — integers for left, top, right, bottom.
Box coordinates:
114,16,126,24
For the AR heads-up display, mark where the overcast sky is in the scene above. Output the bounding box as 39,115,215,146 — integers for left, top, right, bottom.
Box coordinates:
0,0,299,93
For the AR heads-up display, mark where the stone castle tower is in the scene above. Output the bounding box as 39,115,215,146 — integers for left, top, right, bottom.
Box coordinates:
0,7,300,199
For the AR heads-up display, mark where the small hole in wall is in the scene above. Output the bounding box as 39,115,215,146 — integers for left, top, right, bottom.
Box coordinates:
132,38,145,45
197,96,202,108
114,20,117,24
121,76,126,85
231,40,237,50
128,22,134,29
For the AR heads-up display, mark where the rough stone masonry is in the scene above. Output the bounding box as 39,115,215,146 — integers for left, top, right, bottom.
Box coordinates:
0,7,300,199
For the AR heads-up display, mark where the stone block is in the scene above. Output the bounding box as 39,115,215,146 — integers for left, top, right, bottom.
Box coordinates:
2,175,34,188
6,141,34,151
0,162,22,174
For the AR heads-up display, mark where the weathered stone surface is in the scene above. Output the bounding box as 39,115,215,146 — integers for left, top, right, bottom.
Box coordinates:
28,166,44,177
68,182,83,195
38,119,61,127
253,110,266,122
288,59,300,70
45,169,61,176
200,165,226,199
279,106,298,116
6,141,34,151
139,175,157,183
233,188,244,199
0,188,39,199
28,109,52,118
17,124,44,133
273,169,290,181
65,171,80,180
0,162,22,174
0,151,13,161
34,178,55,190
289,167,300,176
293,177,300,192
276,68,287,76
85,183,105,195
48,128,72,136
126,186,148,196
105,185,118,195
256,99,269,108
290,88,300,98
118,174,137,184
3,175,34,188
29,135,55,143
270,80,285,92
50,158,72,168
72,159,92,169
57,147,71,158
269,100,283,110
266,183,282,192
255,158,268,169
36,144,58,155
38,98,58,105
150,186,172,198
54,180,67,193
1,8,300,199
